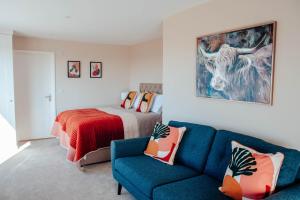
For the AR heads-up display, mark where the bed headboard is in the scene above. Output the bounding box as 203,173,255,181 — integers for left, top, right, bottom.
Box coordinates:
139,83,163,94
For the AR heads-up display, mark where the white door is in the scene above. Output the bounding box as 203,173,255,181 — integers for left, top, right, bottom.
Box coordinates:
0,33,15,127
14,51,56,140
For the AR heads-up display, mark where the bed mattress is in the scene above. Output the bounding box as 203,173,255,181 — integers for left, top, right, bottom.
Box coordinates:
52,105,161,164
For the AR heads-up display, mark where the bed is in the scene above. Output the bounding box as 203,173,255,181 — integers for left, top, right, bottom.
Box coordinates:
51,83,162,168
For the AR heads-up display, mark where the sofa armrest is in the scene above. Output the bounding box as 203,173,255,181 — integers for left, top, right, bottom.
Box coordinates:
111,137,150,162
265,183,300,200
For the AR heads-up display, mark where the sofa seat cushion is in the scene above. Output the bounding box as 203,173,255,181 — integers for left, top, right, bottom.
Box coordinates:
153,175,231,200
204,130,300,189
114,155,198,198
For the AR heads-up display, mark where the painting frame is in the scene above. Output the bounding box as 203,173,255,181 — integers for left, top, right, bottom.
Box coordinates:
196,21,276,105
90,61,102,78
67,61,81,78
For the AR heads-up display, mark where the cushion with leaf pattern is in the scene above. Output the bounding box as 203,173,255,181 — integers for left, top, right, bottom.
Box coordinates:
219,141,284,200
144,122,186,165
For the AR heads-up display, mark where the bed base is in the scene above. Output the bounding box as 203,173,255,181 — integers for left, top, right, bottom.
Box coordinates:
77,146,111,169
52,123,112,170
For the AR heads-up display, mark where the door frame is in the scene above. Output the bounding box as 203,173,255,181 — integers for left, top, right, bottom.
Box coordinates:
13,50,56,141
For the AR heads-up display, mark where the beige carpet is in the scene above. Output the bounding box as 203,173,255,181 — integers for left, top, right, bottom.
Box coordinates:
0,139,134,200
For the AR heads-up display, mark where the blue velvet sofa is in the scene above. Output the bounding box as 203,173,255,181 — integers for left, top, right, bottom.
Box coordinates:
111,121,300,200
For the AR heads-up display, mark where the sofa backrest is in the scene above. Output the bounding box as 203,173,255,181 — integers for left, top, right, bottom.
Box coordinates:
297,170,300,182
204,130,300,189
168,121,216,172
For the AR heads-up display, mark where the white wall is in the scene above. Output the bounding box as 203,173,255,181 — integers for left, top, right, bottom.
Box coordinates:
163,0,300,149
129,39,163,90
14,36,130,113
0,31,15,127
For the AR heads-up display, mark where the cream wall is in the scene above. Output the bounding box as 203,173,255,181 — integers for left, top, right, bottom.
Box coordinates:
13,36,130,113
129,39,163,90
13,37,163,113
163,0,300,149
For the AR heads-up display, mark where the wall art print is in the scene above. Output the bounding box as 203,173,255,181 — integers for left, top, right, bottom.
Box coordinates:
90,62,102,78
196,22,276,104
68,61,81,78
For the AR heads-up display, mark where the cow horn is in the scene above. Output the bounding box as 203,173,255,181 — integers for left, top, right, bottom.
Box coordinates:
236,34,267,55
198,45,217,58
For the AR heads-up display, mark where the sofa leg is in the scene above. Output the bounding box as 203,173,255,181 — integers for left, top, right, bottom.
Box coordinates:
118,183,122,195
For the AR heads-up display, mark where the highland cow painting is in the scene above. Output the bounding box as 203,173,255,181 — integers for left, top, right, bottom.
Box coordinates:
196,22,276,104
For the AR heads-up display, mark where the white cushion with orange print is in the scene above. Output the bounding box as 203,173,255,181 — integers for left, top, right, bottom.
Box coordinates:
136,92,155,113
144,123,186,165
121,91,137,109
219,141,284,200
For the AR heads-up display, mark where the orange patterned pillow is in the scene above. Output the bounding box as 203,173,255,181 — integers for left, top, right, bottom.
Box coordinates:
136,92,155,113
144,123,186,165
219,141,284,200
121,91,137,109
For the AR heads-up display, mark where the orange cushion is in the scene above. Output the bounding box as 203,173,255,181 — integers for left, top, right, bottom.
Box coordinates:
144,123,186,165
136,92,155,113
121,91,137,109
219,141,284,200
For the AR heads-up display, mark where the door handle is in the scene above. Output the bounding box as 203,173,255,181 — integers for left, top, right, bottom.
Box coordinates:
45,95,52,102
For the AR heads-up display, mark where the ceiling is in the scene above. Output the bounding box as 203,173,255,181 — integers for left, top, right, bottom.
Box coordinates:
0,0,208,45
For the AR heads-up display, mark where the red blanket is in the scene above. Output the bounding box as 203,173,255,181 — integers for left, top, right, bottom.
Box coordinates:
55,108,124,161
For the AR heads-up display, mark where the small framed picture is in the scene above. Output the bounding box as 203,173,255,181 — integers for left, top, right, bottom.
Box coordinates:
67,61,80,78
90,62,102,78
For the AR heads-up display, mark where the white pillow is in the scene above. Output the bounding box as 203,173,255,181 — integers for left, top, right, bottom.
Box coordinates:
150,94,163,113
133,93,141,109
121,92,129,101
